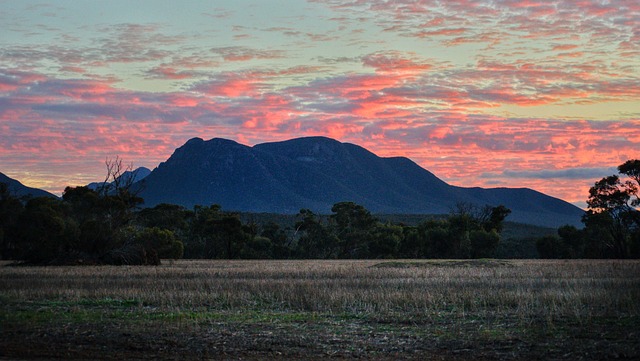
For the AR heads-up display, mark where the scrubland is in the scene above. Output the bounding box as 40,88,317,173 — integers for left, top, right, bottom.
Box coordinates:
1,259,639,359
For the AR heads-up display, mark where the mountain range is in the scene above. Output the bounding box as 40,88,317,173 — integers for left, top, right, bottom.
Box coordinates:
134,136,585,228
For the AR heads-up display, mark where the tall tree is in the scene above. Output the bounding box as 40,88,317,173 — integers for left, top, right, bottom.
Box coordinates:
330,202,377,258
0,183,24,259
14,197,79,264
583,159,640,258
295,209,337,258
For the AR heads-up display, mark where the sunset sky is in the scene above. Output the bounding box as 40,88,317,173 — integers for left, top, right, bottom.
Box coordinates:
1,0,638,208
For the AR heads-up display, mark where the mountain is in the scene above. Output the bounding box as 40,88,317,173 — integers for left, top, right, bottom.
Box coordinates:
136,137,584,228
0,172,58,199
87,167,151,191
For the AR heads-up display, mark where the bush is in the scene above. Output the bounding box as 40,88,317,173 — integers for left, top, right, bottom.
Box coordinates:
536,235,569,259
133,227,184,260
470,230,500,258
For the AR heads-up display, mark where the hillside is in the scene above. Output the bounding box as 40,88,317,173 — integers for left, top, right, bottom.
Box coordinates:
0,172,57,199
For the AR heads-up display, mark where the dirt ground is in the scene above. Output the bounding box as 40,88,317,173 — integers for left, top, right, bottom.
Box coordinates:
2,314,638,360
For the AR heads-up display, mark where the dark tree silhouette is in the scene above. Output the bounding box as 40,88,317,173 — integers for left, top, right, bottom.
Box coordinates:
583,159,640,258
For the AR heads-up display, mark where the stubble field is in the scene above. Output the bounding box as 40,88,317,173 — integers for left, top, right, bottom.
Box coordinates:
1,259,639,360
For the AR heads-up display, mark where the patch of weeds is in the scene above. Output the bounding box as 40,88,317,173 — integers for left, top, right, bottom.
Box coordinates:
78,298,143,308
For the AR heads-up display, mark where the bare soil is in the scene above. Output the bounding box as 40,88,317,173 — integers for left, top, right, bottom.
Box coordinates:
2,311,638,360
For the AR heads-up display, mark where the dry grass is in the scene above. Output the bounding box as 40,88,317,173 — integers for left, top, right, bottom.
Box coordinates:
1,259,639,359
2,259,638,318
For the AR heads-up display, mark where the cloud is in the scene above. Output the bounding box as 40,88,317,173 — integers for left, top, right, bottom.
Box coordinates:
0,22,189,72
362,51,433,74
484,167,619,180
210,46,285,62
314,0,640,61
143,55,220,80
146,66,205,80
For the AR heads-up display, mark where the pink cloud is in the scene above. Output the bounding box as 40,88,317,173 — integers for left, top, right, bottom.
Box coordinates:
146,66,200,80
314,0,640,60
192,73,264,97
552,44,579,51
59,66,86,74
362,52,432,74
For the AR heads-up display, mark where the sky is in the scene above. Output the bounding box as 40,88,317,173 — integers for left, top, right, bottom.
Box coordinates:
1,0,638,208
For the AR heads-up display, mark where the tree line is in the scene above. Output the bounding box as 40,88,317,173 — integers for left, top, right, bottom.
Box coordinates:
0,180,511,264
0,158,512,264
1,159,638,264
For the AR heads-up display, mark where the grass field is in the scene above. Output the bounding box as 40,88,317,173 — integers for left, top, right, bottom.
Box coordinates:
1,259,639,360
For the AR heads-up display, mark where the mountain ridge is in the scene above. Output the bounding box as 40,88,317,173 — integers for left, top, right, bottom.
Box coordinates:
136,136,584,228
0,172,58,199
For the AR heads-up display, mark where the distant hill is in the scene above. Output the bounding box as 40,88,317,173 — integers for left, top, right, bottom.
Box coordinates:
0,172,58,199
136,137,584,228
87,167,151,191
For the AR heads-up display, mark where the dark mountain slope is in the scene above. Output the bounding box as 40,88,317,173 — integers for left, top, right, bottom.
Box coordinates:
137,137,584,227
137,138,304,212
0,172,58,199
455,186,584,227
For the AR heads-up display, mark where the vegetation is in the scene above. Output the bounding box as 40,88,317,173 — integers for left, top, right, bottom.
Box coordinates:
0,185,511,263
1,259,638,359
1,158,163,265
535,159,640,259
2,158,639,263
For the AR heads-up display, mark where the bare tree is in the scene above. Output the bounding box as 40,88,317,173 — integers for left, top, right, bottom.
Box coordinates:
98,156,143,199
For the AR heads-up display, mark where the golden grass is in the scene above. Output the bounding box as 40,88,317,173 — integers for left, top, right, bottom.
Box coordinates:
2,259,639,323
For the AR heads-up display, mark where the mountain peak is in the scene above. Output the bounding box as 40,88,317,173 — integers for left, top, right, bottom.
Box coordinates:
254,136,360,164
180,137,242,149
184,137,204,145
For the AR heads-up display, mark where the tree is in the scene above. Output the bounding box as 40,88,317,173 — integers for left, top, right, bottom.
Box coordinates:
97,156,143,199
484,205,512,233
398,225,421,258
0,183,24,259
583,159,640,258
418,220,452,258
368,223,403,258
330,202,377,258
85,157,145,239
557,225,584,258
536,235,569,259
197,210,251,259
133,227,184,260
62,186,110,256
469,230,500,258
295,209,337,258
533,225,586,259
260,221,291,258
241,236,273,259
13,197,79,264
447,203,510,258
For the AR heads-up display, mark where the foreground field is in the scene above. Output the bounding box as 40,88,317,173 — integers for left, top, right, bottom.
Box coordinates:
1,259,639,360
